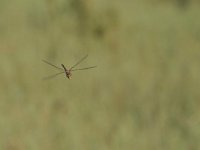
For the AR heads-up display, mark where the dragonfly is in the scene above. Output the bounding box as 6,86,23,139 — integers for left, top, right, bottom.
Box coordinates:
42,55,97,80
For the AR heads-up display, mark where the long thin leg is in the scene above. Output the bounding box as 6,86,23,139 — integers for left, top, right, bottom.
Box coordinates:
71,66,97,71
70,55,88,70
43,72,65,80
42,60,63,70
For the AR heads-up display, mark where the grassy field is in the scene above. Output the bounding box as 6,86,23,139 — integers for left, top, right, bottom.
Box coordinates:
0,0,200,149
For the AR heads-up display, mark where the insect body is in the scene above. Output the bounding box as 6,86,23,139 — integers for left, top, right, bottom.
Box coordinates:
42,55,96,80
61,64,72,79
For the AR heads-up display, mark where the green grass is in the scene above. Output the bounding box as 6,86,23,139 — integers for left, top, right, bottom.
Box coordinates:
0,0,200,150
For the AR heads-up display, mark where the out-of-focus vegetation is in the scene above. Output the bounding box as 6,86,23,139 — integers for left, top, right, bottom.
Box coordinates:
0,0,200,149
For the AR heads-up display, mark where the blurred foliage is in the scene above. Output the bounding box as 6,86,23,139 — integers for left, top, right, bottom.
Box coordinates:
0,0,200,150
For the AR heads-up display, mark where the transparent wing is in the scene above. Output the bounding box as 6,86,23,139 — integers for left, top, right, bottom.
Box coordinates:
70,55,88,70
42,60,63,70
71,66,97,71
42,72,65,80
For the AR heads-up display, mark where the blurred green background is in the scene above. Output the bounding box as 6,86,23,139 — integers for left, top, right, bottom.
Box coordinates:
0,0,200,149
